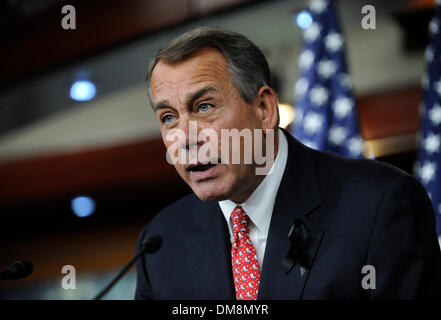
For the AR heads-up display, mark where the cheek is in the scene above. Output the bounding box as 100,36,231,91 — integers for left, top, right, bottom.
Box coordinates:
173,164,188,181
161,128,174,146
223,112,245,128
223,164,244,186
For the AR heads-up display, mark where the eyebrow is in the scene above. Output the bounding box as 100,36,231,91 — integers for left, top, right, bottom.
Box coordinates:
153,86,219,112
186,86,219,107
153,100,170,112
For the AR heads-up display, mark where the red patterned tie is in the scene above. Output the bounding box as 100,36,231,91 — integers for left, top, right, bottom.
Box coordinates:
231,206,261,300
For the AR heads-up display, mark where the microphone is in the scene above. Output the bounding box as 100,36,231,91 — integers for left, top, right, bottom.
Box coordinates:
0,261,33,281
93,234,162,300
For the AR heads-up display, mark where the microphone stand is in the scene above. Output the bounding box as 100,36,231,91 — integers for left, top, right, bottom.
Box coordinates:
93,234,162,300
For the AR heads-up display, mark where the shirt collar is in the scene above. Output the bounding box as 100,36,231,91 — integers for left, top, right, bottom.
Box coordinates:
218,128,289,235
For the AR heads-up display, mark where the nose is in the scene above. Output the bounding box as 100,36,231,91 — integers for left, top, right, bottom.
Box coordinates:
175,116,203,151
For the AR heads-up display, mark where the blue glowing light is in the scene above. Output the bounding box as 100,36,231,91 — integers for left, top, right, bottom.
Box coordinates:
296,10,313,29
70,80,96,101
71,196,96,218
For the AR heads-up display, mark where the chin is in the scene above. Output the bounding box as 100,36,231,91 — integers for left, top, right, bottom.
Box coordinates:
191,181,231,202
197,193,225,202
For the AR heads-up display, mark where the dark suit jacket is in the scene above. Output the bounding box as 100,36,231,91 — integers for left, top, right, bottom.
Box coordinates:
135,129,441,299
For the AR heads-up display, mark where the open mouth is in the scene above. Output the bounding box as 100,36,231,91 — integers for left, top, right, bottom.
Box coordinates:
187,163,217,172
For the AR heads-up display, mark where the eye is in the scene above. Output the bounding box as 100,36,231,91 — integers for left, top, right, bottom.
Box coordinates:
198,103,214,113
161,114,176,124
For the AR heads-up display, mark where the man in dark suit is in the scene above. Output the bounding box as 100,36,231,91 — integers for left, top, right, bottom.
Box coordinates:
135,27,441,299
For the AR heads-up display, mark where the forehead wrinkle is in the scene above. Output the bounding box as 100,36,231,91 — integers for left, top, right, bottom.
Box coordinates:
153,83,220,111
151,76,187,109
151,48,236,108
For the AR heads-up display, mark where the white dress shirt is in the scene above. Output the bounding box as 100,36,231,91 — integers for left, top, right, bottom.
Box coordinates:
218,128,288,269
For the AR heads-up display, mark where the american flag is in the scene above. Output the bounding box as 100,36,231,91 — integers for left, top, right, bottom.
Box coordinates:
415,1,441,240
291,0,363,159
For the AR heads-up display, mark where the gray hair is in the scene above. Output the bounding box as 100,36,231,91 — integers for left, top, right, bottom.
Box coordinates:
146,26,272,107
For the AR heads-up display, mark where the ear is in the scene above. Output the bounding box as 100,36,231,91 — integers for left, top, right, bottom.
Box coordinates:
254,86,279,133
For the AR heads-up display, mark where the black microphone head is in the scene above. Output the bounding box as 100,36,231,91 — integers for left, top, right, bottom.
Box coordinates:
6,261,33,280
141,234,162,253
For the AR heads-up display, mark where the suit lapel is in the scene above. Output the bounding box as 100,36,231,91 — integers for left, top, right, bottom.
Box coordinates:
258,130,325,300
185,130,325,300
186,203,235,299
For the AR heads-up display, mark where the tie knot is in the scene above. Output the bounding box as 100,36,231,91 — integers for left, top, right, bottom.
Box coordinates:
231,206,249,234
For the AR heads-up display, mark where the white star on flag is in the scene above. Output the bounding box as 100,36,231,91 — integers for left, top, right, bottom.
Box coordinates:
325,32,344,52
348,136,364,157
429,104,441,126
318,59,337,78
294,108,304,124
309,85,329,106
304,23,321,42
430,18,440,34
339,73,353,89
420,161,437,184
295,78,309,98
328,126,348,145
425,46,434,62
303,112,324,134
333,97,353,119
424,133,441,154
310,0,327,13
299,50,315,70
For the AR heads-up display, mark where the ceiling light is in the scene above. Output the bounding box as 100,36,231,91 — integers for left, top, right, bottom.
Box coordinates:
296,10,313,29
70,80,96,101
71,195,96,218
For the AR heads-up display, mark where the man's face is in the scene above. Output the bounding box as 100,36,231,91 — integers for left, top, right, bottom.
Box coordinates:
150,47,267,202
